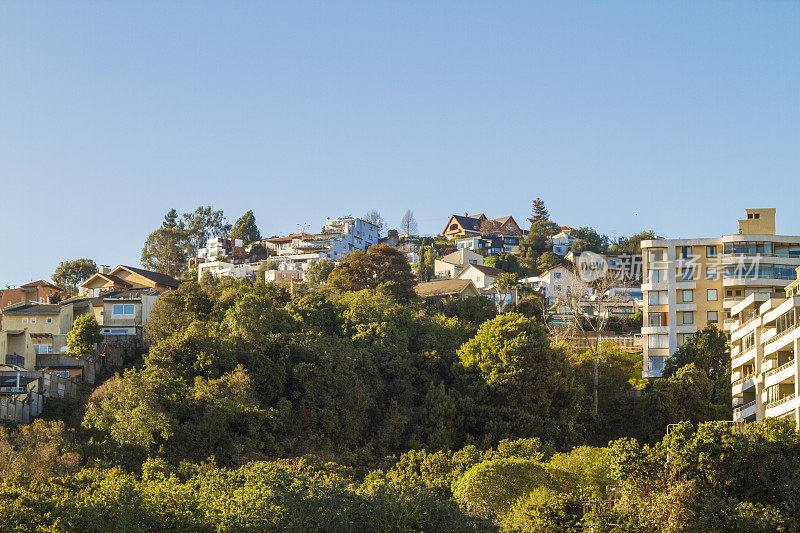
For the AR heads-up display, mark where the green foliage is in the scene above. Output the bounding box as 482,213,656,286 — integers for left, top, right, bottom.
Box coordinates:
53,258,97,293
569,227,610,254
530,197,550,222
305,258,336,284
504,488,582,533
537,251,565,272
67,313,103,359
328,244,417,302
181,206,231,258
607,231,659,256
230,209,261,245
141,227,189,278
435,295,498,327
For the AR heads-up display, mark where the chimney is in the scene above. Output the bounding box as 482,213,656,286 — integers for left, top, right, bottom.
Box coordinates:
463,212,468,217
99,265,111,274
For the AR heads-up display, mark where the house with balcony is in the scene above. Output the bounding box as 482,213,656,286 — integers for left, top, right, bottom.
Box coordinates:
0,303,61,369
729,265,800,426
552,230,577,256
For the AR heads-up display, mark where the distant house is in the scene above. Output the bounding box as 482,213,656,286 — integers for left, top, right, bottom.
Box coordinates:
456,234,520,255
80,265,181,297
520,265,583,305
552,231,577,256
414,279,480,302
0,281,63,315
433,249,484,279
441,213,522,240
455,264,504,290
0,303,61,369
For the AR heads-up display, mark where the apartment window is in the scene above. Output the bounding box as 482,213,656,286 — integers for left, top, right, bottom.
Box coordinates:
726,290,733,297
706,246,717,258
682,289,693,303
683,333,694,344
555,284,562,292
683,311,694,325
648,291,668,305
707,266,718,280
648,248,667,262
649,269,666,283
648,313,666,327
554,272,561,279
707,289,718,302
112,304,135,316
649,356,666,373
743,331,755,351
648,334,669,349
707,311,719,324
30,317,37,324
680,246,692,259
47,318,53,323
22,318,28,324
776,310,796,335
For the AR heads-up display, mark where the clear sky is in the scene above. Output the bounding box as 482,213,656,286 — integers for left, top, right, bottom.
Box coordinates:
1,2,798,286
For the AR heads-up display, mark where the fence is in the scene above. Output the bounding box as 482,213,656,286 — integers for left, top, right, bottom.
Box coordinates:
0,371,81,424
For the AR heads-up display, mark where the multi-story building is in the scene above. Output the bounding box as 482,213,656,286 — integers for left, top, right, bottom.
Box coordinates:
323,216,381,250
729,266,800,425
641,209,800,378
0,281,63,316
197,237,248,263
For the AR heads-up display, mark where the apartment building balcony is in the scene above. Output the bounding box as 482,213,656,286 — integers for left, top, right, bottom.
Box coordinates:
763,358,796,389
675,281,696,290
731,373,757,396
641,282,670,291
765,393,798,419
731,345,757,369
763,324,799,353
733,399,757,421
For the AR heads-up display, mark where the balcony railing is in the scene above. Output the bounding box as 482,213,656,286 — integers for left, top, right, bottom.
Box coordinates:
766,393,796,411
763,323,799,346
731,373,756,387
733,399,757,413
764,359,796,379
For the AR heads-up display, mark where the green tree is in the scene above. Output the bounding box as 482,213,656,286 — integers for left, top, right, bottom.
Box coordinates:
305,259,335,284
162,208,180,229
53,258,97,293
141,227,189,278
230,210,261,245
328,244,417,302
181,206,230,258
569,227,610,254
536,251,564,272
663,324,730,407
607,230,659,256
530,197,550,222
67,313,103,359
524,219,559,259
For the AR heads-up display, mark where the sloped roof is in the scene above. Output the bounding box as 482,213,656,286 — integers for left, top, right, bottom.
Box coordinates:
462,264,504,277
450,215,482,232
2,303,60,315
115,266,181,288
21,280,61,290
492,216,515,225
414,279,477,298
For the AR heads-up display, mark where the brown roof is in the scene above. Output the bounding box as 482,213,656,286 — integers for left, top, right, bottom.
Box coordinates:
463,264,504,277
116,266,181,288
2,303,60,315
414,279,477,298
21,280,61,290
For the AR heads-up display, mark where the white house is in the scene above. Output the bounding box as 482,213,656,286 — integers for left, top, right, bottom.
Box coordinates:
520,265,587,304
434,249,484,279
198,261,259,281
552,231,577,256
455,264,504,290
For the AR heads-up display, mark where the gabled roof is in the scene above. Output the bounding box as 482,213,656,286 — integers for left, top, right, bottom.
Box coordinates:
414,279,478,298
2,303,60,315
492,216,515,225
115,266,181,288
458,264,504,278
21,280,61,290
92,273,133,287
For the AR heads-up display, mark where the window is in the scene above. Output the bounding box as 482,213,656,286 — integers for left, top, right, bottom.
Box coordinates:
555,284,562,292
649,356,666,373
22,318,28,324
706,246,717,257
30,317,36,324
554,272,561,279
707,266,718,280
707,311,719,324
649,269,666,283
681,246,692,259
46,317,52,323
776,309,796,335
648,291,668,305
648,249,667,262
682,289,693,303
683,311,694,325
648,334,669,349
112,304,135,316
683,333,694,344
726,290,733,297
648,313,666,327
743,331,755,351
707,289,718,301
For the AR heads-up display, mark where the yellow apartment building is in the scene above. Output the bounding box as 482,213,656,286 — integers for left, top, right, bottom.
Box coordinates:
641,209,800,378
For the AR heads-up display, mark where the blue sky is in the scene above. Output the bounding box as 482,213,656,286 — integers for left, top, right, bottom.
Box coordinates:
1,2,798,286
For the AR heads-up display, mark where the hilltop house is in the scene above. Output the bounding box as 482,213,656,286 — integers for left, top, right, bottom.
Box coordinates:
434,249,484,279
80,265,181,297
414,279,480,302
441,213,522,240
0,281,63,316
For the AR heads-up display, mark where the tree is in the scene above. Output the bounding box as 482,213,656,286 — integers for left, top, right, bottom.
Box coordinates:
230,210,261,245
363,209,385,230
181,206,230,258
569,227,610,254
249,243,270,262
417,246,435,281
529,198,549,223
524,220,559,259
328,244,417,301
400,210,418,236
663,324,730,408
162,208,180,229
141,227,189,278
536,251,564,272
607,231,659,256
305,259,336,284
67,313,103,359
53,258,97,293
493,272,519,310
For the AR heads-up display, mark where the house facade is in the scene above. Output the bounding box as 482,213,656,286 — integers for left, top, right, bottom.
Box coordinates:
456,264,504,290
552,231,577,256
441,213,522,240
0,281,63,314
414,279,481,301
